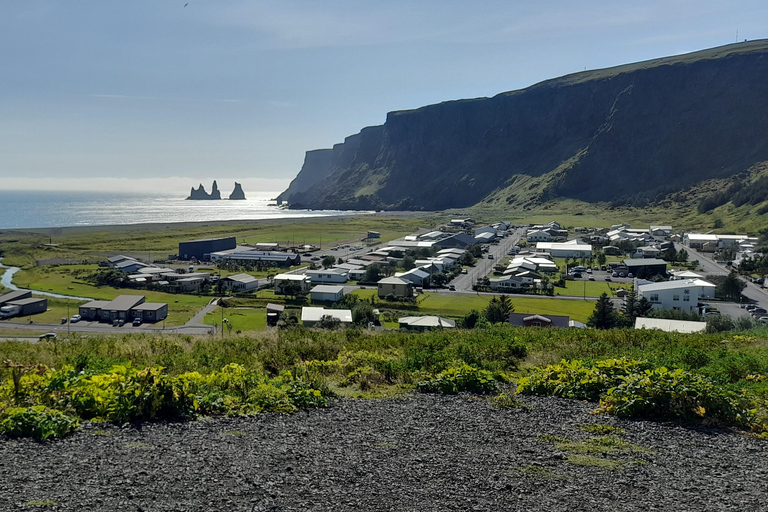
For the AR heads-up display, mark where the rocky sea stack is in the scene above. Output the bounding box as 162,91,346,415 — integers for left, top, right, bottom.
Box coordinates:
187,180,221,200
229,182,246,200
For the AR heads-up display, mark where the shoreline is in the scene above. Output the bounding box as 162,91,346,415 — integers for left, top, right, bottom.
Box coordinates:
0,211,431,236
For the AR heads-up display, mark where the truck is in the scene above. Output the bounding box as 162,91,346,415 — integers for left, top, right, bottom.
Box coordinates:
0,304,22,319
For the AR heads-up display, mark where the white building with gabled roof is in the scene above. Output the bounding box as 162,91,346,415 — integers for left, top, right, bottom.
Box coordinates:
636,279,716,313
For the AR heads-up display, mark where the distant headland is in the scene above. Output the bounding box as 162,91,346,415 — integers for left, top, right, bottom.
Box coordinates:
187,181,246,200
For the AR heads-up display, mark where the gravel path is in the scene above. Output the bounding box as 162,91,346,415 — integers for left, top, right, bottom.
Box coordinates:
1,393,766,511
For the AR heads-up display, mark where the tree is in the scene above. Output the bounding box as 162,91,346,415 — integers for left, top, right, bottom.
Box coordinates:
352,301,375,326
468,244,483,258
460,309,481,329
483,295,514,324
587,293,620,329
403,256,416,270
316,315,342,330
620,288,638,326
676,249,688,263
596,251,607,267
711,271,746,301
431,272,448,287
363,265,381,283
321,255,336,269
635,296,654,318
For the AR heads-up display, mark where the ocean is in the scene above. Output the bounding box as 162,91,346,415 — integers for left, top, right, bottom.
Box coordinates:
0,190,356,230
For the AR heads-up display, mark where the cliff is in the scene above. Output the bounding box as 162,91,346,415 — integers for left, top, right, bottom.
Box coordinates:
229,182,246,200
278,40,768,211
187,181,221,200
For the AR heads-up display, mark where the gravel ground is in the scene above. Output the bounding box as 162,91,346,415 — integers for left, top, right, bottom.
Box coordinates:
1,393,766,512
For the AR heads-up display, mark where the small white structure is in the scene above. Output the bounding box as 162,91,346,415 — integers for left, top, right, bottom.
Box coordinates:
310,285,345,303
669,270,704,280
636,279,716,313
305,268,348,284
221,273,258,292
635,317,707,334
301,307,353,327
489,275,529,291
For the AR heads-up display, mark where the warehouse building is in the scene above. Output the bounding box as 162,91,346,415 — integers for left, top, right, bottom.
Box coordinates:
79,295,168,323
179,237,237,261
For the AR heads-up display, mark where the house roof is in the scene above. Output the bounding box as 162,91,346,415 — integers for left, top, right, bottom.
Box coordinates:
622,258,667,267
508,312,570,327
274,273,310,281
637,279,715,292
537,242,592,251
224,273,258,284
7,297,46,306
80,300,110,309
0,290,32,304
523,314,552,323
310,285,345,294
301,307,352,323
399,316,456,328
635,317,707,333
378,277,410,286
132,302,167,311
103,295,145,311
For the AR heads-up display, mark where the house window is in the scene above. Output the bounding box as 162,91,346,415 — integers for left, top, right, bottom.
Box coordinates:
532,322,542,327
673,294,680,301
683,295,690,302
649,294,660,303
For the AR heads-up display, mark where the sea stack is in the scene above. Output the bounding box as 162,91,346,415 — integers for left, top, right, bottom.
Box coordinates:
229,182,246,200
187,181,222,200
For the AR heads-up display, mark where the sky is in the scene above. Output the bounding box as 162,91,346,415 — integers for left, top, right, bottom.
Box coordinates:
1,1,766,193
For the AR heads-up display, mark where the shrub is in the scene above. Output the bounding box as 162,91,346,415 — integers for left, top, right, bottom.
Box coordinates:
0,406,79,440
598,367,754,427
417,364,498,395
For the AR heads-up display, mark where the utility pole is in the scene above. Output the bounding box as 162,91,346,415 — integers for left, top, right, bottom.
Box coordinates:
67,303,70,335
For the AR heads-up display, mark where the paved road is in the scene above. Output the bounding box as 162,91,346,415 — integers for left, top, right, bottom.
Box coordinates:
452,227,525,291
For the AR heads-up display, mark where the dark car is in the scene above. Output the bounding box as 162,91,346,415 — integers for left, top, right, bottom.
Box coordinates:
448,285,456,291
132,317,143,326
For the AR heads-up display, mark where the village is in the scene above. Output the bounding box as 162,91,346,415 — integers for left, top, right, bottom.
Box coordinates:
2,217,765,338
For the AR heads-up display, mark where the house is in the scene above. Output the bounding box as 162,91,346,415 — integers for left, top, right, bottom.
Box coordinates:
636,279,716,313
107,255,136,267
273,273,312,294
683,233,720,251
78,295,168,323
622,258,667,279
508,312,571,328
489,275,529,291
209,250,301,267
115,260,150,274
669,270,704,280
398,316,456,331
377,277,413,298
631,246,662,259
266,303,285,326
367,231,381,239
650,226,674,238
433,233,476,249
132,302,169,323
310,285,346,303
396,268,431,287
221,273,259,292
634,317,707,333
301,307,353,327
536,241,592,259
305,268,348,284
175,275,207,292
473,231,496,244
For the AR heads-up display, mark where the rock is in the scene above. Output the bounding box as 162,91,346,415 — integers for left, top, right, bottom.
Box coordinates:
229,182,246,200
187,181,221,200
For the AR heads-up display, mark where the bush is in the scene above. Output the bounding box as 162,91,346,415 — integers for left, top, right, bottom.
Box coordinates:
417,364,499,395
599,367,753,427
0,406,79,440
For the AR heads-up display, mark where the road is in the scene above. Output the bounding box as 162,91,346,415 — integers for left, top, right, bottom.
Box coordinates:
452,227,526,291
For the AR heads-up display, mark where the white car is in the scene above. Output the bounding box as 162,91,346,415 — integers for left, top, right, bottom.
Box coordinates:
70,314,82,323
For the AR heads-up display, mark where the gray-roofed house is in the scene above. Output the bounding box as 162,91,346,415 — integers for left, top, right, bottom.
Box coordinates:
99,295,146,322
301,307,353,328
132,302,169,323
221,273,259,292
310,285,346,303
377,277,413,298
5,297,48,317
398,316,456,331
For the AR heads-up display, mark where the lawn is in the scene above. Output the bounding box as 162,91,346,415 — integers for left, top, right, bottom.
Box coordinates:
12,265,211,326
557,279,632,297
351,289,595,323
4,298,85,326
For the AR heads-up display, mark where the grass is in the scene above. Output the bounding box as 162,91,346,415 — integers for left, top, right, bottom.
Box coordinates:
204,306,269,332
565,454,625,470
416,293,596,323
558,279,632,297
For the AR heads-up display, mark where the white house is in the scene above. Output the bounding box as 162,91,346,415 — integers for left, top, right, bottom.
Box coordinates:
305,268,348,284
301,307,353,327
526,229,551,242
489,275,529,291
310,285,345,303
396,268,431,287
636,279,716,313
635,317,707,333
273,273,312,294
221,273,259,292
650,226,674,238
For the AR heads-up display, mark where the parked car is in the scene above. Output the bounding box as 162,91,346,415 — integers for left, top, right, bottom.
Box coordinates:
605,276,612,281
310,257,320,261
751,307,767,315
572,272,582,278
133,317,143,326
448,285,456,291
612,272,619,277
600,266,607,271
758,316,768,323
461,269,468,274
488,254,494,259
589,276,595,281
39,333,58,340
60,317,67,324
70,314,81,323
627,273,634,278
